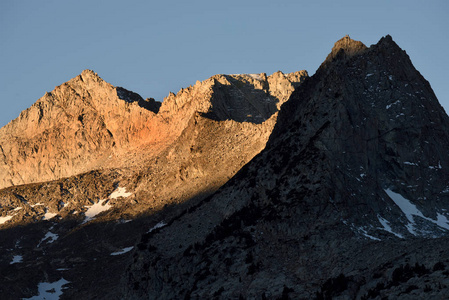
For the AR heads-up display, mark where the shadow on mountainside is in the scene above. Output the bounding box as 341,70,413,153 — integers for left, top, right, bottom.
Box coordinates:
4,166,449,299
205,77,280,124
116,87,161,114
0,185,216,300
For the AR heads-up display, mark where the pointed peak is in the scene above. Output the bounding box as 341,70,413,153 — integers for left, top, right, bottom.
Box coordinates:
333,35,367,51
324,35,367,64
81,69,96,76
79,69,103,83
380,34,394,42
376,34,401,50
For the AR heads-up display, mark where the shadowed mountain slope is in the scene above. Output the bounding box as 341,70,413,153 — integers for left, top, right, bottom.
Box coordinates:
124,35,449,299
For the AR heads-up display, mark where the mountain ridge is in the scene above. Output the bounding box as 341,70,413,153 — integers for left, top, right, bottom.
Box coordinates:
0,66,308,298
0,69,307,190
2,35,449,299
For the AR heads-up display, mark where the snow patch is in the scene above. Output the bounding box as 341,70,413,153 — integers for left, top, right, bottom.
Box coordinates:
30,203,44,207
247,73,263,80
109,187,132,199
119,219,132,224
148,221,167,233
38,232,59,247
403,162,418,166
10,255,22,264
385,189,425,225
43,211,57,220
110,246,134,256
83,199,111,223
386,100,401,109
362,233,381,241
385,189,449,235
429,162,442,170
347,222,381,241
377,216,403,238
435,213,449,230
358,227,381,241
0,215,13,224
24,278,70,300
0,207,26,224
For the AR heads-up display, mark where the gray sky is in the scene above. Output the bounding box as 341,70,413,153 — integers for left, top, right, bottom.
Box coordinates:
1,0,448,127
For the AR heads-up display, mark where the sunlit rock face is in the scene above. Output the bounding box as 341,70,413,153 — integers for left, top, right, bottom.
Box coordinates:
0,69,306,190
0,70,160,189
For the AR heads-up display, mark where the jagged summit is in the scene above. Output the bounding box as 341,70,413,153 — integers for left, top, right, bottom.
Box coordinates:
377,34,397,47
79,69,101,81
159,70,308,124
323,34,367,64
321,35,402,69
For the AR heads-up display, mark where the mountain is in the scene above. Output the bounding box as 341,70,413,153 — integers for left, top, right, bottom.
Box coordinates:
1,34,449,299
0,69,306,298
0,69,306,190
124,35,449,299
0,69,159,189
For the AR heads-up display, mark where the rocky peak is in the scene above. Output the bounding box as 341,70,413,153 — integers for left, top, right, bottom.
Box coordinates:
268,34,449,238
123,35,449,299
376,34,398,49
159,71,307,125
79,69,102,82
267,70,308,106
323,35,367,65
0,70,161,189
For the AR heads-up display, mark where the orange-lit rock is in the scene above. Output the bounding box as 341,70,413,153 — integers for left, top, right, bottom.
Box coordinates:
0,69,307,190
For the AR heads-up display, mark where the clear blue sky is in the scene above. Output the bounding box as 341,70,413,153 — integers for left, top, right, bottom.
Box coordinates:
1,0,448,127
